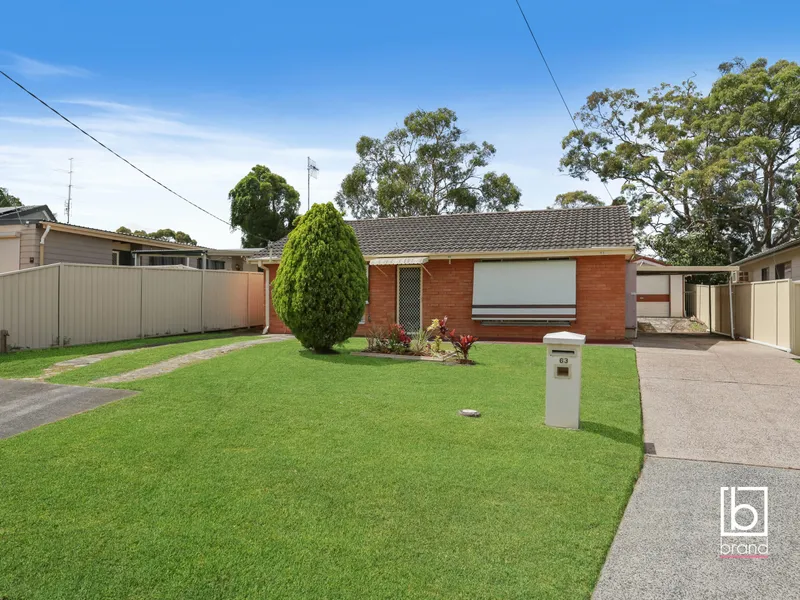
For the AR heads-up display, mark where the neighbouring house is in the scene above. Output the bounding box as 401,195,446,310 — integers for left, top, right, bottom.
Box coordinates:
249,206,636,342
0,204,258,274
633,254,685,318
131,249,261,272
731,237,800,282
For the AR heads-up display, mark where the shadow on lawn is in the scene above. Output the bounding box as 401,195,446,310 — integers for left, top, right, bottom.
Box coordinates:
298,349,397,367
581,421,641,448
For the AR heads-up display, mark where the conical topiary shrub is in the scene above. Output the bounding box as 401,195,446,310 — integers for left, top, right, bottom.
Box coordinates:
272,202,368,352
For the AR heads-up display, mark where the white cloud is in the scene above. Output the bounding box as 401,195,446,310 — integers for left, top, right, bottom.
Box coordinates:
1,53,90,78
0,99,354,248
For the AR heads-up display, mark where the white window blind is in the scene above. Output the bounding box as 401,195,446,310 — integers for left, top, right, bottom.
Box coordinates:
472,260,576,321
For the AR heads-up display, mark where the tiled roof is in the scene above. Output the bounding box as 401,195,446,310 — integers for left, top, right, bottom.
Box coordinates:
731,237,800,266
252,205,634,260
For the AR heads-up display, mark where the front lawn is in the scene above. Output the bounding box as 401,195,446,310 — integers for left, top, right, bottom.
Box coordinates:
0,340,642,599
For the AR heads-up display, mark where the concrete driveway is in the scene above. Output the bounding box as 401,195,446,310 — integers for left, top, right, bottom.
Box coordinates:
594,335,800,600
0,379,136,439
635,334,800,469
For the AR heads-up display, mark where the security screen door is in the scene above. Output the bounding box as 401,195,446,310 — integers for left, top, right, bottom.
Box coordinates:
397,266,422,332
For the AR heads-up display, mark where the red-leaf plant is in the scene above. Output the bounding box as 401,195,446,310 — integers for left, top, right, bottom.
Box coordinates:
388,323,411,349
449,330,478,363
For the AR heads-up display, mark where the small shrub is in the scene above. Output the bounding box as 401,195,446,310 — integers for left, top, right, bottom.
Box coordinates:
449,333,478,363
409,328,430,355
387,323,411,353
366,325,389,353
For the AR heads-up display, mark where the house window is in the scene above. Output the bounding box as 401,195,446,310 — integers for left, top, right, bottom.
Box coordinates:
472,259,577,324
761,267,770,281
209,260,225,270
149,256,184,266
775,262,790,280
737,271,750,282
112,250,119,266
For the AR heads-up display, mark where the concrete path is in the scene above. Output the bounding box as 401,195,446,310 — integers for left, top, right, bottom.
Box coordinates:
32,348,142,381
92,334,293,384
594,334,800,599
0,379,136,439
635,334,800,469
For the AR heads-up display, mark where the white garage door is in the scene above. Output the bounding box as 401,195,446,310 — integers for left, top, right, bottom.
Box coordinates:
472,260,576,322
0,236,20,274
636,274,669,317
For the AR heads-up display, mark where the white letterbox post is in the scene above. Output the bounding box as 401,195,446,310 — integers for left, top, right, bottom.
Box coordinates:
543,331,586,429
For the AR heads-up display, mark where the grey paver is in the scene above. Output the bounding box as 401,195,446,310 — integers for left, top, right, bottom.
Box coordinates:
593,457,800,600
92,335,293,383
0,380,136,439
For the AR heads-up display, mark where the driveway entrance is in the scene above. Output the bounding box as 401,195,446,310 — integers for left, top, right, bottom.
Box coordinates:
593,334,800,600
635,333,800,469
0,380,136,439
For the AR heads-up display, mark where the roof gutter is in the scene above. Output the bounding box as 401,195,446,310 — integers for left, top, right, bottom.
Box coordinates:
248,245,636,265
42,221,203,250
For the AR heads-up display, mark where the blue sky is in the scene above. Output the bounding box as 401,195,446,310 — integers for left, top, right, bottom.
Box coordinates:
3,0,800,247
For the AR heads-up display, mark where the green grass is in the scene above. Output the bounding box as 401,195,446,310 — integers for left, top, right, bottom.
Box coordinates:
0,340,642,599
46,334,264,385
0,331,257,379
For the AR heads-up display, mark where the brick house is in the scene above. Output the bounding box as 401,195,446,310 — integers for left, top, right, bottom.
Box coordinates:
249,206,635,342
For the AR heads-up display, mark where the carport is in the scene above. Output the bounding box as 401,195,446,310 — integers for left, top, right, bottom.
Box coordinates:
634,265,740,339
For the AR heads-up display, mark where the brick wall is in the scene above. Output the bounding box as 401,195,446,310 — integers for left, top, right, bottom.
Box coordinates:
266,255,628,342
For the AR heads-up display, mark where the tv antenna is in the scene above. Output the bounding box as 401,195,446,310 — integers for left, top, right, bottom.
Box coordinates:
307,157,319,211
58,158,75,223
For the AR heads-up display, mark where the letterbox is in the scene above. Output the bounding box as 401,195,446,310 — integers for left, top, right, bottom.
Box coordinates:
543,331,586,429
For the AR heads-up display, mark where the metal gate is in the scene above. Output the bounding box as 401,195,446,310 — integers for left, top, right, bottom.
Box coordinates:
397,266,422,332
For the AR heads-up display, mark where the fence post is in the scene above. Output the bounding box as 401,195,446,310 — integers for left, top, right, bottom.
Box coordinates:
57,263,63,347
246,272,251,328
728,277,735,340
200,268,205,333
139,267,144,339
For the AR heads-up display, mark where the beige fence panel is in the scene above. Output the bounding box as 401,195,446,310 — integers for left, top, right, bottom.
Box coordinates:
247,272,264,327
686,284,711,326
60,264,142,346
0,265,59,350
0,264,265,350
202,270,250,331
734,284,753,340
142,268,203,337
710,285,732,336
793,283,800,355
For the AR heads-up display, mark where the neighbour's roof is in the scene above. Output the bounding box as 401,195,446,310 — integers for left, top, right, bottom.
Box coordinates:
252,205,634,261
731,237,800,266
0,204,56,223
0,204,201,249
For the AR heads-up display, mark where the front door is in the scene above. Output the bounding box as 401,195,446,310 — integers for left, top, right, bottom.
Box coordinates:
397,266,422,332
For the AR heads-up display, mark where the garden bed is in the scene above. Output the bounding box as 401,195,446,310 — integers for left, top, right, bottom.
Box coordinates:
364,317,478,364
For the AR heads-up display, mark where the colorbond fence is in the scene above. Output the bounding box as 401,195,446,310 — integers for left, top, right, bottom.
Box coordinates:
687,280,795,352
0,263,265,350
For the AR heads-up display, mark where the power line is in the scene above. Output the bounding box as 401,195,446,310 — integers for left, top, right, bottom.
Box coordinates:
0,69,249,233
512,0,616,203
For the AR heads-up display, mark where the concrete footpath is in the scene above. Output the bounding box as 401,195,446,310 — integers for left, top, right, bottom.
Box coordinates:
593,335,800,600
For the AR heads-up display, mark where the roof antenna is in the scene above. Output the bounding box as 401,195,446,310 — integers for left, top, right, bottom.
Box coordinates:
64,158,74,224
